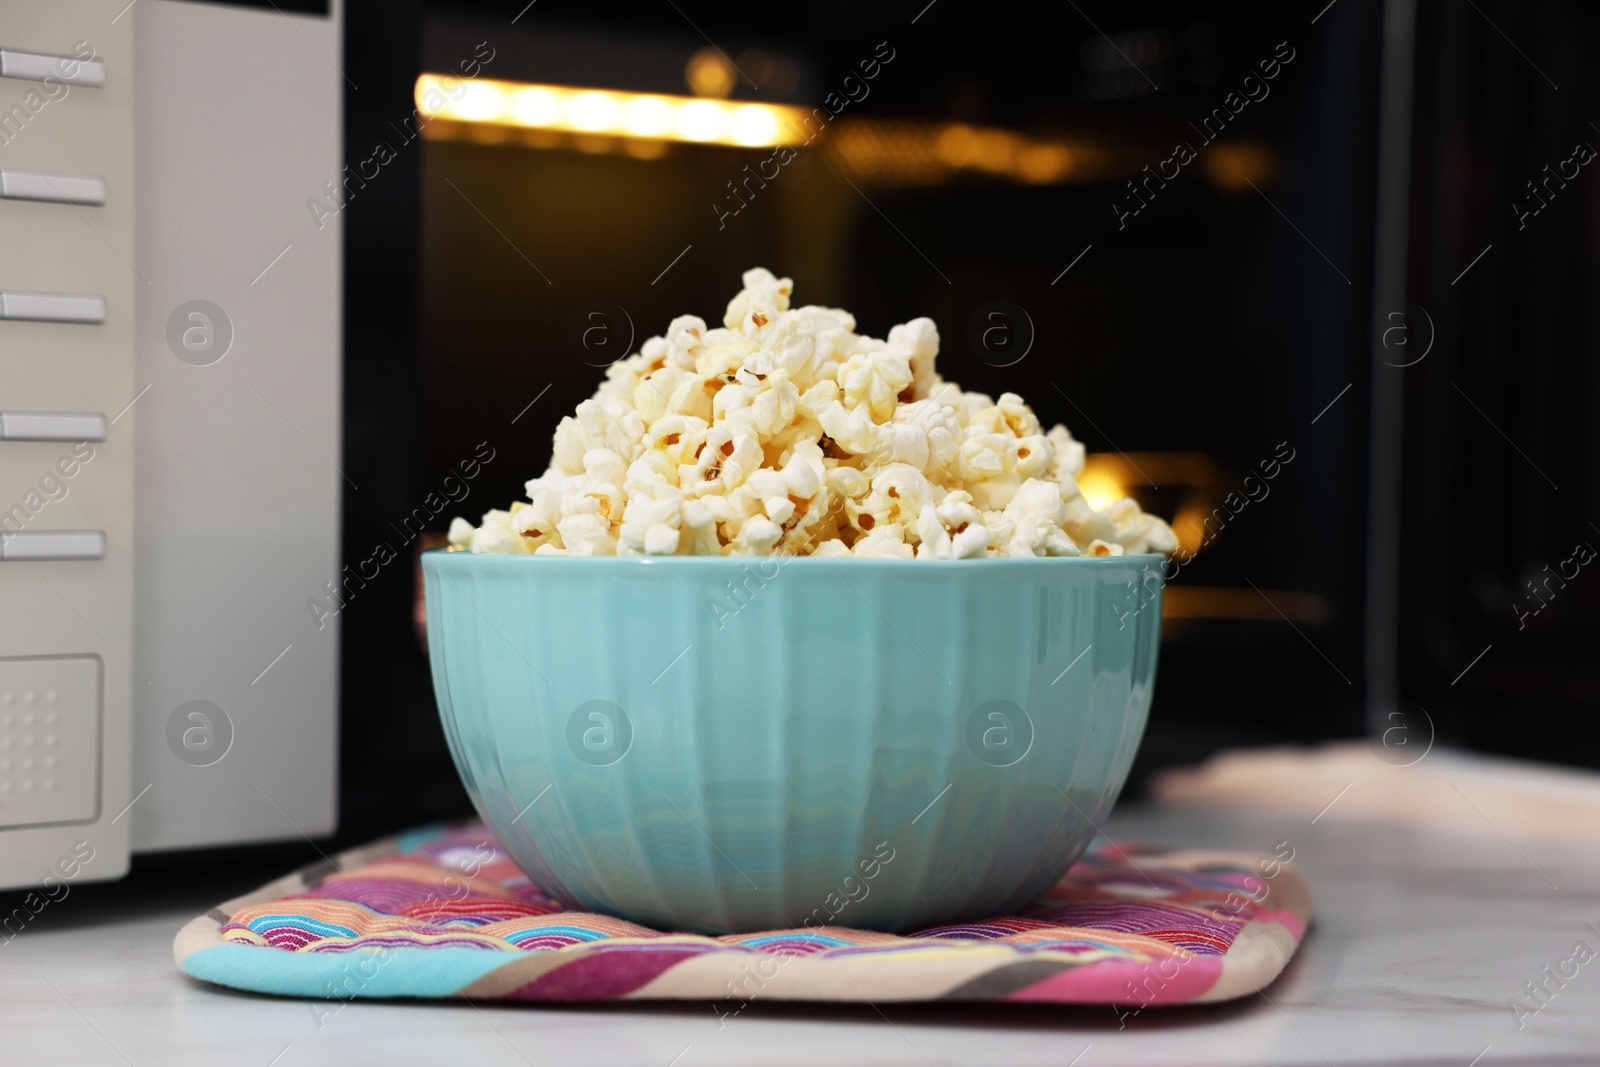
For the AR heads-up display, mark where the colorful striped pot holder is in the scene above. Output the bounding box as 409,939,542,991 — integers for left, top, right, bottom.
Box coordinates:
175,823,1310,1007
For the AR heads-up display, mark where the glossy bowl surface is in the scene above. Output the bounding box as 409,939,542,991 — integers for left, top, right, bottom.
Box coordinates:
422,551,1163,934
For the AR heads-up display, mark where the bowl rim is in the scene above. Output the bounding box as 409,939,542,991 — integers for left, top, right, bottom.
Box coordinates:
421,546,1172,570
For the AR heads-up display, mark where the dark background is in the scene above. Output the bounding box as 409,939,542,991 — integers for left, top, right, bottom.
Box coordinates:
332,0,1600,846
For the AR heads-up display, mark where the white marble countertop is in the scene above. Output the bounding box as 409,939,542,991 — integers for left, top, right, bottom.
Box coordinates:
3,798,1597,1066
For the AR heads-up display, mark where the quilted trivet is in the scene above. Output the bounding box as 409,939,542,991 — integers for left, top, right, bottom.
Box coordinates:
175,823,1309,1007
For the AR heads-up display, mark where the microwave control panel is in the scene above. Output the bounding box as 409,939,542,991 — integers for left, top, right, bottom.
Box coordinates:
0,4,135,888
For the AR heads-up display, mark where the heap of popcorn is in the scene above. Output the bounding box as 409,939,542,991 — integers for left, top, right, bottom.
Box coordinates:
449,269,1176,560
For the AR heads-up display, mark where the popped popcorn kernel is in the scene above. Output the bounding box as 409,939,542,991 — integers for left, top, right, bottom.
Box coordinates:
447,516,476,549
450,271,1175,561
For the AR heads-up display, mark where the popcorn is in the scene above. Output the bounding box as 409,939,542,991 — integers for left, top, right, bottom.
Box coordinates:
617,487,683,556
996,479,1080,558
749,372,799,437
510,503,558,551
852,525,915,559
451,270,1176,560
1045,424,1086,483
732,514,784,554
723,267,793,330
860,464,934,530
680,498,721,556
888,318,939,401
915,490,991,560
469,510,525,555
837,350,913,423
556,512,616,556
471,525,524,554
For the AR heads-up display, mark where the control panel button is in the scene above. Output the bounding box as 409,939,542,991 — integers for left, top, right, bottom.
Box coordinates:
0,412,106,442
0,291,106,324
0,171,107,206
0,657,100,828
0,48,104,88
0,531,106,561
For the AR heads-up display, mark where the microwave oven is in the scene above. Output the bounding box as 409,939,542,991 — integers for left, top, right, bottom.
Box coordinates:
1,0,341,890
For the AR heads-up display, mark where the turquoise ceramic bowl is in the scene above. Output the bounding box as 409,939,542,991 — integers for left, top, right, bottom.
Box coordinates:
421,551,1163,935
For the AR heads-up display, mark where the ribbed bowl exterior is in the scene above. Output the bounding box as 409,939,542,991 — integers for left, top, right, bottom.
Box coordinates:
422,551,1163,935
